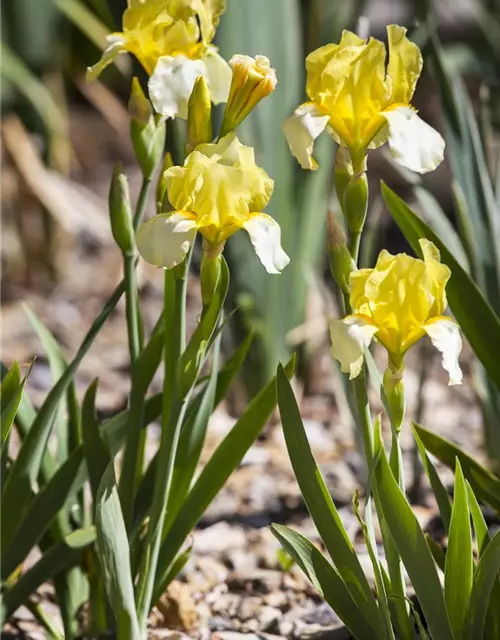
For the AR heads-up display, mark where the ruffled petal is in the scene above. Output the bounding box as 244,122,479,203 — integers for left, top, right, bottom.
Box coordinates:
330,316,378,379
149,55,206,118
242,213,289,274
423,317,463,385
203,47,232,104
386,25,423,104
137,212,197,268
282,102,330,170
382,106,445,174
86,34,126,82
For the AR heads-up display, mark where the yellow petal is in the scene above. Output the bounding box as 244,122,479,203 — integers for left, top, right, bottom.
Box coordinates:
386,25,422,104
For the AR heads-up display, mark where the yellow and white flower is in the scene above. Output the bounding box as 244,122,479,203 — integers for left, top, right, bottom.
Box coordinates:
137,133,290,274
283,26,445,173
87,0,231,119
330,240,462,385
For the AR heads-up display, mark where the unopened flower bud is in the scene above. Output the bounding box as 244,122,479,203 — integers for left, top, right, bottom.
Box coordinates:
201,239,224,306
343,169,368,234
109,164,134,255
383,365,406,432
221,55,277,136
187,76,212,154
129,77,166,179
326,211,355,295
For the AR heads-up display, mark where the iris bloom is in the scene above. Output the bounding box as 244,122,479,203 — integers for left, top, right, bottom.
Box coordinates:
330,240,462,385
87,0,231,119
137,133,290,274
283,25,445,173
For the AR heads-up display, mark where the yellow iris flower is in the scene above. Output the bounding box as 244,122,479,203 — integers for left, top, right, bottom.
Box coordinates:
137,133,290,274
87,0,231,119
330,240,462,385
283,25,445,173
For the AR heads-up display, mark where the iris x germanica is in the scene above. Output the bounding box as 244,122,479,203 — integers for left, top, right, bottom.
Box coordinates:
87,0,231,119
137,133,290,274
284,25,445,174
330,240,462,385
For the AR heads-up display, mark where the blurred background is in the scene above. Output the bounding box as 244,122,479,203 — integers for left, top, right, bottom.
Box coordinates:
2,0,500,472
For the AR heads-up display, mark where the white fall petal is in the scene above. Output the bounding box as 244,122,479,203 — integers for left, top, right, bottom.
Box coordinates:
330,316,379,380
382,106,445,174
423,318,463,385
137,212,197,269
242,214,290,274
203,48,232,104
282,103,330,170
86,35,126,82
149,55,207,119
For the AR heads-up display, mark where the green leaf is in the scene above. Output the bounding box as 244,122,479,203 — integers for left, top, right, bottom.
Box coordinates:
95,463,141,640
1,527,95,624
463,531,500,640
466,481,500,639
276,365,385,639
153,356,296,602
413,423,500,513
1,447,84,582
425,534,446,572
381,182,500,392
374,440,454,640
271,524,378,640
82,379,110,503
25,307,71,465
412,424,452,531
1,361,32,452
445,460,473,639
0,280,124,551
162,332,221,533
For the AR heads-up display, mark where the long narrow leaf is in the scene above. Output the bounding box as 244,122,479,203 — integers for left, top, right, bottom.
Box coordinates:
276,365,385,639
444,461,473,639
374,440,454,640
271,524,378,640
463,531,500,640
413,423,500,512
1,527,95,624
153,356,296,603
95,464,140,639
1,281,124,550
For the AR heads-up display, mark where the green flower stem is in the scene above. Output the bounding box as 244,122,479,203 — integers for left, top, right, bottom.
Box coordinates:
133,176,152,231
118,174,155,530
136,263,190,632
349,230,362,264
124,255,141,362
